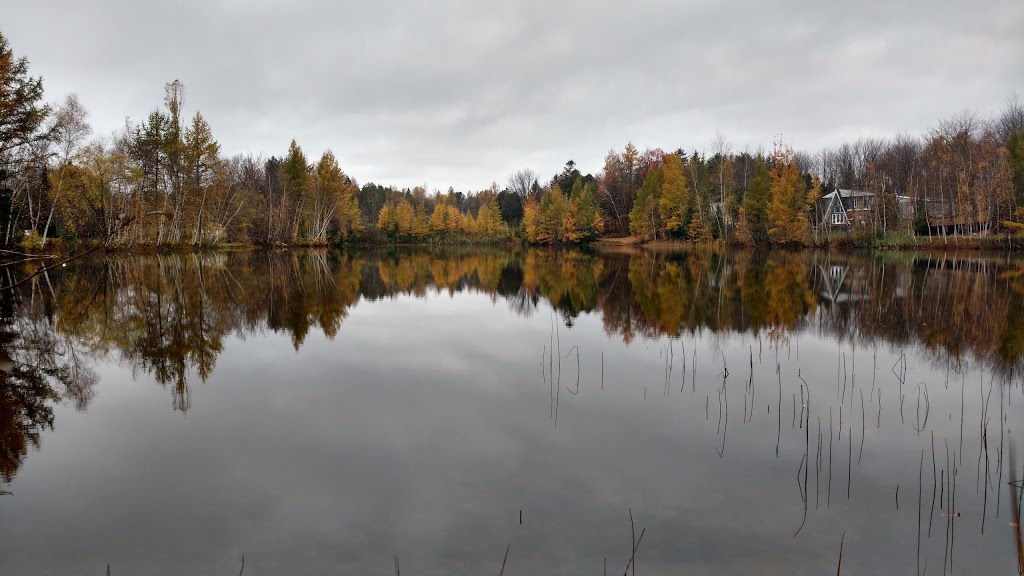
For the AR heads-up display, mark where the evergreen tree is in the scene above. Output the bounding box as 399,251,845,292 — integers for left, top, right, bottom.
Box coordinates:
0,32,49,157
742,156,771,244
1008,130,1024,207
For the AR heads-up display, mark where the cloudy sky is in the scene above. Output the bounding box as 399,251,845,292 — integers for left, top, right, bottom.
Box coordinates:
4,0,1022,190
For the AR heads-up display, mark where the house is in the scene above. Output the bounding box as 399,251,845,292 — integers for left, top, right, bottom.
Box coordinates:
817,189,913,229
818,189,875,228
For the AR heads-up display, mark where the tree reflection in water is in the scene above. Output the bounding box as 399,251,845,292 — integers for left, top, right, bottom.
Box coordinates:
1,246,1022,487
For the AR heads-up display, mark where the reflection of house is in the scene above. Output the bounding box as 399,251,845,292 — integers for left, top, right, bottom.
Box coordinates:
817,261,871,303
817,189,913,229
815,264,864,303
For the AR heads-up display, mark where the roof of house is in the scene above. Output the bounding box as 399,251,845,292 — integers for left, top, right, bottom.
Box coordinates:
820,189,874,200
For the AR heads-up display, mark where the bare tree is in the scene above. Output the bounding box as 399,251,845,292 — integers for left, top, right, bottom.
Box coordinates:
997,93,1024,143
711,130,732,238
506,169,538,200
40,94,90,247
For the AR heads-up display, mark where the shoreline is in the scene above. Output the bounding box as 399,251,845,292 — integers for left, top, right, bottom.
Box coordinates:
6,234,1022,260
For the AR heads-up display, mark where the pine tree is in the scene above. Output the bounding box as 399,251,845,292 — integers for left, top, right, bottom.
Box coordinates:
0,32,49,157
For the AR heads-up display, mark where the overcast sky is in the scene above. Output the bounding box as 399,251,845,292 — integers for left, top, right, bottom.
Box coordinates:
4,0,1022,190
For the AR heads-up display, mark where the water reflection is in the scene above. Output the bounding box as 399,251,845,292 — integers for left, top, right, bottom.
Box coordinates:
0,277,95,483
47,248,1024,381
0,246,1022,573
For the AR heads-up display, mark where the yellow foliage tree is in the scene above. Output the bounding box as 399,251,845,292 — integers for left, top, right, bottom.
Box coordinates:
537,186,569,243
377,204,395,240
767,147,811,244
335,182,362,241
523,199,540,243
394,198,415,240
658,153,690,237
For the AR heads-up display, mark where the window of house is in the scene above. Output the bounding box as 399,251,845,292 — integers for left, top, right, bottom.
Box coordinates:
832,212,844,225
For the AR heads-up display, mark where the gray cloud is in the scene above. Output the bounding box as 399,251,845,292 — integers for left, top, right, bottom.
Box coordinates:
4,0,1022,189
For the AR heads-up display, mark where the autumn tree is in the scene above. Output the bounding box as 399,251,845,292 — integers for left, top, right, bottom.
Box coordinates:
598,143,643,234
630,164,663,240
537,185,569,243
334,179,362,242
573,180,603,241
522,198,539,243
39,94,90,247
183,112,220,244
304,150,344,245
281,139,313,242
658,152,689,238
767,146,811,244
377,203,395,240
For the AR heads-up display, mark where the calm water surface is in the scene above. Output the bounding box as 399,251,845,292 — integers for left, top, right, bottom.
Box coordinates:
1,247,1023,575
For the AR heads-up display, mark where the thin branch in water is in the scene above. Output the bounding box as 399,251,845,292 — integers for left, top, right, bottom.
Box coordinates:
566,345,580,395
918,449,924,576
858,389,866,465
628,508,636,576
1009,446,1023,575
836,531,845,576
847,427,852,499
622,523,645,576
499,542,510,576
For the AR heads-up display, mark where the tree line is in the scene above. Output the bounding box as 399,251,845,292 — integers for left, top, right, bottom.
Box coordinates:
2,31,1023,249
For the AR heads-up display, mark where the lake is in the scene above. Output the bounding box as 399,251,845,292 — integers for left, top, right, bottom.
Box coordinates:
1,246,1022,575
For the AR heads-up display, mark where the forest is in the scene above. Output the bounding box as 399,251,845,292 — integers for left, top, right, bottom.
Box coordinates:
2,31,1024,250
